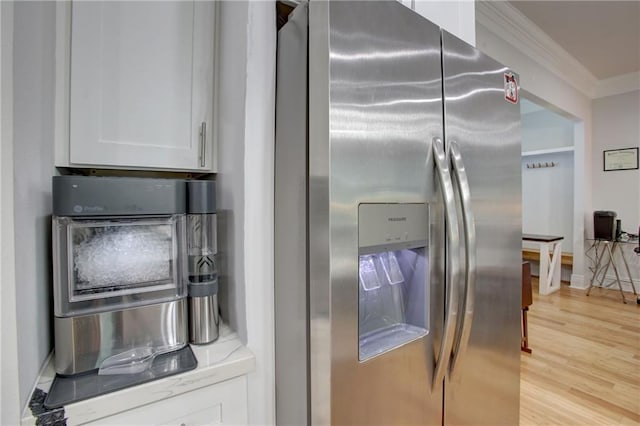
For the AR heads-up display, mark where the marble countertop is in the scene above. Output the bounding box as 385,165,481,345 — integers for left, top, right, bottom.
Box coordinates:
21,325,255,425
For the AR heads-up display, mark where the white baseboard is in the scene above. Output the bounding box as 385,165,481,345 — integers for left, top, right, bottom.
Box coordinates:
570,274,586,290
589,274,639,294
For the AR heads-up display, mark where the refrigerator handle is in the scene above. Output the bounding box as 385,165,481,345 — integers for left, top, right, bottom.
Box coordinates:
431,137,460,391
448,141,476,378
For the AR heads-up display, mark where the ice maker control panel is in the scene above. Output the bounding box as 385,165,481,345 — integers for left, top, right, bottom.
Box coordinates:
358,203,428,255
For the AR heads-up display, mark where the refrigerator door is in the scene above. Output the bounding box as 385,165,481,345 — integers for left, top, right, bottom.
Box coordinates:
308,2,445,424
441,31,522,425
275,3,310,425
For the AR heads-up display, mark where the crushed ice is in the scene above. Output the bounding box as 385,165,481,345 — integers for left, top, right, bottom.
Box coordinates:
73,225,172,288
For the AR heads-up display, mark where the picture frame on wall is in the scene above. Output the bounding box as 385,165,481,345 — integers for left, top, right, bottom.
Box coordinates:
603,147,639,171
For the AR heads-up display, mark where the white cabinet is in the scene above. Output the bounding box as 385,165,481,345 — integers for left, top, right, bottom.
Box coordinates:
395,0,414,9
410,1,476,46
82,376,248,426
58,1,217,171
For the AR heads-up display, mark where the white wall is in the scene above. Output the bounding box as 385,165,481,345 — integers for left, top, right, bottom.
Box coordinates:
216,2,275,424
11,1,56,412
522,151,574,244
414,1,476,45
521,108,575,256
592,90,640,232
521,108,575,152
591,90,640,290
216,0,249,346
243,3,276,423
1,2,22,424
476,21,593,289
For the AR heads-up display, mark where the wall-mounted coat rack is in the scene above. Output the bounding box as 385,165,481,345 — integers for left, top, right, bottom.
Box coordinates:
526,161,557,169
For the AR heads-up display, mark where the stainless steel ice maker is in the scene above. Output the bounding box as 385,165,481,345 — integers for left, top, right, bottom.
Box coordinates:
52,176,188,375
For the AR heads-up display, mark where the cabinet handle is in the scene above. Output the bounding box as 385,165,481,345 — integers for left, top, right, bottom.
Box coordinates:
199,122,207,168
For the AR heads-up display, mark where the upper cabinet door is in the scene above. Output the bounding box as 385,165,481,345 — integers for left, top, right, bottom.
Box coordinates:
69,1,215,171
411,1,476,46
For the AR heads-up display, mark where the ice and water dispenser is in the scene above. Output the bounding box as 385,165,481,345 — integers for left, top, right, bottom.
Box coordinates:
358,203,429,361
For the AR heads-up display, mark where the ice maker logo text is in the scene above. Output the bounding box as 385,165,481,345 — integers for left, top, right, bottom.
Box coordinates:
388,217,407,222
75,205,105,213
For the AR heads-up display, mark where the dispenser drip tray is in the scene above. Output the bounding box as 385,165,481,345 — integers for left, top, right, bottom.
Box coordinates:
44,345,197,409
359,323,427,361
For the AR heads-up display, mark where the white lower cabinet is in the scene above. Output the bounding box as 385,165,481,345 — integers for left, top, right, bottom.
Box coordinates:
83,376,247,426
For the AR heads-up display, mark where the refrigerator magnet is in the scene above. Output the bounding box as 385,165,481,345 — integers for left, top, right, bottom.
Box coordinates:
504,73,518,104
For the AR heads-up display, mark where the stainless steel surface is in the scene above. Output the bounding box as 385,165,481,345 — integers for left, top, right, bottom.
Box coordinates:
276,3,521,425
54,299,187,375
189,295,219,344
448,140,476,377
199,122,206,167
314,2,444,424
274,3,310,425
441,31,521,425
308,1,332,424
431,137,460,391
357,203,429,253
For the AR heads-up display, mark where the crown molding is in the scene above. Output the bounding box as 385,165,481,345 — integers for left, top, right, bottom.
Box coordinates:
476,1,598,98
593,72,640,99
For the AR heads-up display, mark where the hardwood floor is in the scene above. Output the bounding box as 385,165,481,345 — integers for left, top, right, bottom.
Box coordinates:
520,279,640,425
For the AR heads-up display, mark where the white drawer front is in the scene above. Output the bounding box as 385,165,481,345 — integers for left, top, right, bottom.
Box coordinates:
82,375,247,426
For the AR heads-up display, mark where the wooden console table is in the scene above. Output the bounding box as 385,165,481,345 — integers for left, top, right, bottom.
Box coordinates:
522,234,564,295
521,261,533,353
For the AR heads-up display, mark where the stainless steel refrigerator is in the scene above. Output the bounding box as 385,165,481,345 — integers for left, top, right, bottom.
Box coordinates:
274,2,521,425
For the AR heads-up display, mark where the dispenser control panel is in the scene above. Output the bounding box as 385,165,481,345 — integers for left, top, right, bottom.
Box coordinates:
358,203,428,254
